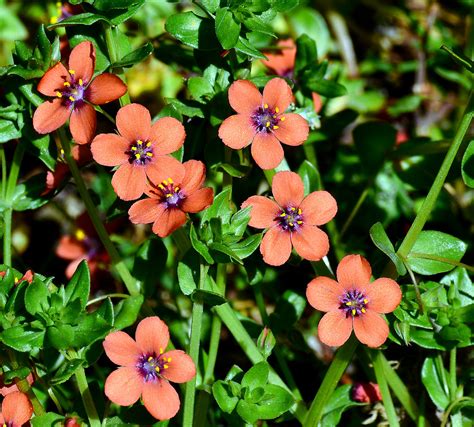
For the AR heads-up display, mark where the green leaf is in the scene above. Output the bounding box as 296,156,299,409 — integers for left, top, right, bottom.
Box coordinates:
209,241,243,264
51,358,84,385
353,121,396,176
272,0,299,12
269,290,306,332
321,385,364,425
201,187,234,224
226,206,251,238
369,222,407,275
242,361,269,389
202,0,220,13
93,0,143,11
212,380,240,413
177,261,197,296
45,324,75,349
421,356,450,410
30,413,64,427
407,231,467,275
36,25,53,67
165,98,205,118
188,76,214,102
288,8,330,57
132,238,167,291
235,36,267,59
73,313,112,347
191,289,226,307
165,12,219,50
190,224,214,264
113,295,144,330
298,160,321,194
49,12,110,28
109,42,153,69
0,119,22,143
215,8,241,50
65,260,90,310
295,34,317,75
305,78,347,98
0,4,27,41
387,95,422,117
461,140,474,188
1,326,45,352
24,278,50,315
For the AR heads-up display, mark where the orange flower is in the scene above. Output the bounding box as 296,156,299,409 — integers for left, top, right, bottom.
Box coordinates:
103,317,196,421
0,270,34,285
218,78,309,170
262,39,297,79
306,255,402,348
33,41,127,145
0,391,33,427
242,171,337,266
128,160,213,238
91,104,186,201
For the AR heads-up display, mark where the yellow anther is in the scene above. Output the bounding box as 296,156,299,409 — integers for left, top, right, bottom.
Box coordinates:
69,96,75,102
167,357,172,362
56,2,62,7
72,90,78,95
146,152,153,157
275,107,279,113
63,81,70,87
346,302,352,306
289,222,294,227
75,229,86,241
168,178,173,184
265,121,270,127
147,356,153,362
131,146,137,151
68,69,75,75
352,309,356,316
291,207,296,211
363,298,368,304
60,149,65,156
160,348,164,354
50,16,58,24
280,212,286,217
135,153,141,160
361,308,366,313
273,125,279,129
146,142,151,147
264,103,268,109
273,115,277,118
280,116,285,121
137,139,143,145
174,187,180,192
14,277,19,284
56,91,62,97
78,79,83,86
163,364,169,369
165,194,172,198
297,208,302,215
162,179,168,185
297,220,303,224
155,366,160,372
158,184,164,190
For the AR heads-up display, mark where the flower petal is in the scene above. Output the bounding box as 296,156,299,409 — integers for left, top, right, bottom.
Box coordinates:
262,39,296,76
2,392,32,426
228,80,262,114
299,191,338,226
145,156,186,188
150,117,186,155
306,277,345,312
56,236,85,260
262,78,293,112
37,62,69,96
104,367,143,406
353,311,389,348
218,114,255,150
291,226,329,261
112,163,147,201
161,350,196,384
181,160,206,193
33,99,70,134
135,317,170,355
318,311,353,347
91,133,129,166
336,255,372,289
251,133,283,170
181,188,214,213
116,103,151,142
366,278,402,314
103,331,140,366
70,103,97,145
86,74,127,105
129,198,164,224
142,380,180,421
260,226,292,266
68,41,95,83
272,171,304,207
273,113,309,146
152,208,187,238
241,196,279,229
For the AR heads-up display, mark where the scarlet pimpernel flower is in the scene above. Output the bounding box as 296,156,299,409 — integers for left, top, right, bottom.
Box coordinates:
91,103,186,201
103,317,196,421
33,41,127,145
0,391,33,427
218,78,309,170
352,382,382,403
306,255,402,348
242,171,337,266
128,160,213,237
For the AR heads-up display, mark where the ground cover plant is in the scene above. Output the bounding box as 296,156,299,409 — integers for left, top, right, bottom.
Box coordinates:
0,0,473,426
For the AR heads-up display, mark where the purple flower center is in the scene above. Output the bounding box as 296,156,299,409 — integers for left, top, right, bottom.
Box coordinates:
75,229,100,259
251,103,284,133
158,178,185,209
127,140,154,165
57,70,87,108
136,351,171,383
339,289,369,318
275,206,303,232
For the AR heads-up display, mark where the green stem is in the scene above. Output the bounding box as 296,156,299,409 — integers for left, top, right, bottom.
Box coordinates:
449,348,457,400
371,350,400,427
182,264,209,427
303,336,358,427
59,129,140,296
3,208,12,266
93,104,116,125
339,186,370,238
1,147,6,198
74,365,101,427
441,397,470,427
86,293,129,306
397,92,474,259
104,25,131,107
48,387,64,415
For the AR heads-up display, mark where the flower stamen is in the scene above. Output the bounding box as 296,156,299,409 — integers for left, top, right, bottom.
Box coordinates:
127,139,153,165
339,289,369,318
276,205,304,232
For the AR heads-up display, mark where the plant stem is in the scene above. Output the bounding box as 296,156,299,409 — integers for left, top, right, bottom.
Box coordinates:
59,129,140,296
303,336,358,427
1,147,6,198
449,348,457,400
86,293,129,306
371,350,400,427
339,186,370,238
397,92,474,259
182,263,209,427
74,365,101,427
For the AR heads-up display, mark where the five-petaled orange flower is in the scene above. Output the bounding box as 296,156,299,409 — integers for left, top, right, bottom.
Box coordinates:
0,391,33,427
103,317,196,421
242,171,337,266
33,41,127,145
128,160,214,237
218,78,309,170
306,255,402,348
91,103,186,201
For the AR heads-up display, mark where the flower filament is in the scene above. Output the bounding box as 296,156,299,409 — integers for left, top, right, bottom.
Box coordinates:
251,103,285,133
158,178,183,208
136,349,172,383
339,290,369,318
276,206,303,232
56,69,86,108
127,140,153,165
